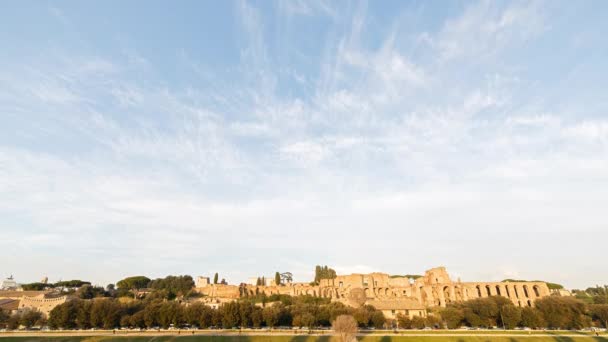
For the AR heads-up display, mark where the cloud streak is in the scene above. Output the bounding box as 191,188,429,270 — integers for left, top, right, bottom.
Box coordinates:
0,0,607,289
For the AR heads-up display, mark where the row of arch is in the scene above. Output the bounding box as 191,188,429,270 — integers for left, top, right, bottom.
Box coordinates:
436,283,544,307
240,282,547,308
472,284,541,299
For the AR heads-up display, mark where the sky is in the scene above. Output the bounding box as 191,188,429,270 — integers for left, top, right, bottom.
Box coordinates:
1,0,607,290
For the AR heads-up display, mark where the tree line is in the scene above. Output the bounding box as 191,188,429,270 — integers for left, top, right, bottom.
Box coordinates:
420,296,608,330
0,309,45,330
573,285,608,305
21,280,91,291
7,273,608,331
42,294,387,330
3,293,608,330
313,265,337,284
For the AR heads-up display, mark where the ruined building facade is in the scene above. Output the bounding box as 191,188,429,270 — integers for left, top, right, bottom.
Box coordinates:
195,267,552,318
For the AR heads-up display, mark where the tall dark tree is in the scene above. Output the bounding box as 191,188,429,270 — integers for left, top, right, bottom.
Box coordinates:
18,310,43,328
440,306,464,329
590,304,608,328
263,306,280,328
148,275,195,298
500,305,522,329
314,265,337,283
143,299,163,328
185,302,213,328
275,272,281,286
370,311,386,328
220,301,240,328
213,273,219,284
535,296,589,329
90,298,122,329
251,307,264,328
75,300,92,329
48,300,81,329
520,307,545,328
158,301,182,329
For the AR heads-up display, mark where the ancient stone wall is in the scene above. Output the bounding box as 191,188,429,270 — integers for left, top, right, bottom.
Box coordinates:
195,284,241,299
195,267,553,309
19,294,67,317
0,291,48,299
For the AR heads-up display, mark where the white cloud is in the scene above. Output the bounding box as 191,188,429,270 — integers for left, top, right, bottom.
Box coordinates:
429,1,547,61
111,84,144,107
506,114,560,127
280,141,330,164
563,120,608,143
1,0,607,289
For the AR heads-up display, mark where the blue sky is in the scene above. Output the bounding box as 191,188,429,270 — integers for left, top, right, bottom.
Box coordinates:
1,0,607,289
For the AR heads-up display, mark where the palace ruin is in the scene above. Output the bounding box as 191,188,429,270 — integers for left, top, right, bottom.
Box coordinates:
195,267,552,318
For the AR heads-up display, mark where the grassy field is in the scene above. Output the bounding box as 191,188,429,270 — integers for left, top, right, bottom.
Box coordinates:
1,335,608,342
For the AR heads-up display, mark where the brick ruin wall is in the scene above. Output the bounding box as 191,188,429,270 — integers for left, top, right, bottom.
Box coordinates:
195,267,552,308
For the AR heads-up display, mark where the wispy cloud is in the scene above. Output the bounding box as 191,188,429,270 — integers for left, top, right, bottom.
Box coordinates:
0,0,606,288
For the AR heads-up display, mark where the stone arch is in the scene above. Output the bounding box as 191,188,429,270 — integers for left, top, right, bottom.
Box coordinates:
433,289,441,306
443,286,452,304
485,284,492,297
384,288,389,296
419,287,428,303
527,300,532,307
533,285,541,297
495,285,502,296
523,285,530,298
514,285,520,299
364,288,371,297
505,285,511,298
432,287,440,304
454,286,463,301
476,285,482,297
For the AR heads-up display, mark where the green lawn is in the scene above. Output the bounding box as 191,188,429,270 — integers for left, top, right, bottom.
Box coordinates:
1,336,608,342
